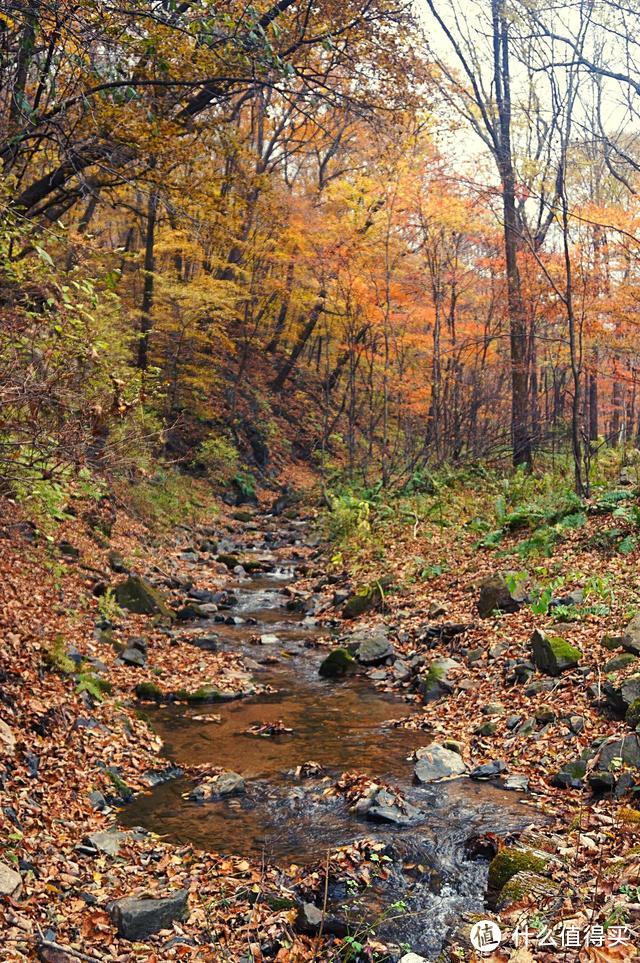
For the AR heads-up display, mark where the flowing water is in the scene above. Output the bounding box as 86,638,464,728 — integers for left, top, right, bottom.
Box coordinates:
122,526,537,958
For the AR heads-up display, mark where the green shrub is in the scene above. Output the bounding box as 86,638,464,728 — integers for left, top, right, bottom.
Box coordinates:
194,435,239,484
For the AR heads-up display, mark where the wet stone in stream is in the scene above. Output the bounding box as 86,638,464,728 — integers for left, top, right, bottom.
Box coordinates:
122,556,536,957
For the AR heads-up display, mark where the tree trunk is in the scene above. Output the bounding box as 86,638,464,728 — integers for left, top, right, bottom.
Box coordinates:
137,188,158,371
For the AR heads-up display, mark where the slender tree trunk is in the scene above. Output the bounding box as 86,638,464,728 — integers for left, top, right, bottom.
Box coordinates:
137,188,158,371
266,259,295,353
271,289,326,391
492,0,532,468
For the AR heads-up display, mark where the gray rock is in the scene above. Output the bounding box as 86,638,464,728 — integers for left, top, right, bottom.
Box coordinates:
503,773,529,792
108,550,128,574
392,660,412,682
109,889,188,940
121,647,146,667
622,614,640,656
549,589,584,609
604,653,637,673
506,715,523,730
567,715,585,734
622,676,640,708
354,628,394,665
259,633,280,645
190,771,245,801
475,721,498,736
88,790,107,811
365,788,423,826
419,657,461,701
295,901,348,937
114,575,173,619
598,734,640,771
515,717,536,737
470,760,506,779
466,647,484,665
530,629,581,676
399,956,429,963
0,861,22,897
176,603,207,621
477,574,526,618
414,744,467,782
188,588,214,603
489,642,509,660
554,759,586,787
524,679,556,696
83,830,130,856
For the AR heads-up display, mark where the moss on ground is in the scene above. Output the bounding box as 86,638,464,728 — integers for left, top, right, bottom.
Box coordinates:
488,847,549,892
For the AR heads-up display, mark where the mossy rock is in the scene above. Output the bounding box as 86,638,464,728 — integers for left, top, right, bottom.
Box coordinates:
318,647,356,679
531,629,581,676
135,681,165,702
602,634,625,651
499,870,560,906
217,554,240,570
114,575,173,619
419,658,459,702
626,699,640,729
442,739,463,755
342,576,392,619
232,511,255,523
181,685,237,703
488,847,549,892
475,721,498,736
605,653,638,674
107,769,133,800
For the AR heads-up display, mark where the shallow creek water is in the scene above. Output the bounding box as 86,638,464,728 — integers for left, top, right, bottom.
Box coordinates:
122,540,537,957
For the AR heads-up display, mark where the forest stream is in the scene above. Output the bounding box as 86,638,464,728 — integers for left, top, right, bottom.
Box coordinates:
121,520,538,958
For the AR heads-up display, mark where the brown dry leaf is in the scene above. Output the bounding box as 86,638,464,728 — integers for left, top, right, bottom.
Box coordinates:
581,946,638,961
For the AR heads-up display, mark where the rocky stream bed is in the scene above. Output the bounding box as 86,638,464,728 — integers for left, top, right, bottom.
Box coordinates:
119,520,538,959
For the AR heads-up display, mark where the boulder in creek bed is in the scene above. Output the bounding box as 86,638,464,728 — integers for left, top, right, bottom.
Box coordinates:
470,759,506,779
176,603,208,621
355,786,424,826
477,574,526,618
0,861,22,897
114,575,173,619
318,647,357,679
108,889,189,940
350,627,394,665
503,773,529,792
414,743,468,782
190,771,245,801
530,629,581,676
